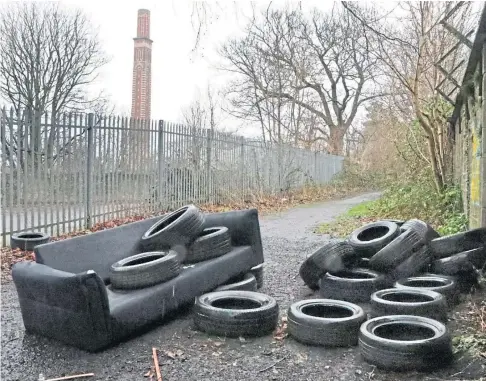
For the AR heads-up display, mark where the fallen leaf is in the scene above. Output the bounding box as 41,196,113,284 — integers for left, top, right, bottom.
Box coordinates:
144,371,152,377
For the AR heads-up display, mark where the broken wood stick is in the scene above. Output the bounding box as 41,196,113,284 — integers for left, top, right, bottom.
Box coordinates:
44,373,94,381
152,347,162,381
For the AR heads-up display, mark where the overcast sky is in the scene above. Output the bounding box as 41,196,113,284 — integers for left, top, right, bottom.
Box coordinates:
2,1,482,137
41,0,336,136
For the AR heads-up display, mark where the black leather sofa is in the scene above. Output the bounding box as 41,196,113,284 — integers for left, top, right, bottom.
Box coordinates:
12,209,264,352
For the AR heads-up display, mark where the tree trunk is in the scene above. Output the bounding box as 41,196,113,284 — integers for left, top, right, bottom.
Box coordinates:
426,134,444,192
329,127,346,155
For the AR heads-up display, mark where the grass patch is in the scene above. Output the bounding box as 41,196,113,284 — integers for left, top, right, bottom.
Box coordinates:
316,182,468,238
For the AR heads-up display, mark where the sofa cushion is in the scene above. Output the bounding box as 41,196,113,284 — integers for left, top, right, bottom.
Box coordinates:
108,245,257,338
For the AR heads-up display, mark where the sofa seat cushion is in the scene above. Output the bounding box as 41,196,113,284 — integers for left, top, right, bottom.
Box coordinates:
108,245,257,338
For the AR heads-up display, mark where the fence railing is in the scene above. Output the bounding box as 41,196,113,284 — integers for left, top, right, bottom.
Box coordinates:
0,107,344,246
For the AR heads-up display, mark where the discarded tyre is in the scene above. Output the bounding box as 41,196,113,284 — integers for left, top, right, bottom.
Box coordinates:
431,251,477,276
387,245,432,282
356,257,370,269
382,219,405,226
140,205,205,252
299,240,358,290
287,299,366,347
430,227,486,258
193,291,279,337
348,221,399,257
359,315,452,371
370,288,448,322
249,263,264,289
394,274,458,305
10,231,50,251
319,268,387,303
185,226,231,263
400,219,440,241
215,272,257,292
369,229,425,272
110,250,181,289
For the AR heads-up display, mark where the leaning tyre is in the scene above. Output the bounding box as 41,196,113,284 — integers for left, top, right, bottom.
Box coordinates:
386,245,433,282
109,251,181,289
394,274,458,305
359,315,452,371
185,226,231,263
249,263,264,289
348,221,399,257
369,229,425,272
400,219,440,241
193,291,279,337
319,269,388,303
370,288,448,322
381,219,405,227
430,250,480,276
430,227,486,258
215,273,257,292
287,299,366,347
140,205,205,251
355,257,370,269
10,231,50,251
299,240,358,290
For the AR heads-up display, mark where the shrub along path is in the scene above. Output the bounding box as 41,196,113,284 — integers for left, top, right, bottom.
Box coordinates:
1,192,484,381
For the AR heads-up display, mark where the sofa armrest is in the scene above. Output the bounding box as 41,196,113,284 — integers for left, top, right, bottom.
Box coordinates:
203,208,264,264
12,262,112,352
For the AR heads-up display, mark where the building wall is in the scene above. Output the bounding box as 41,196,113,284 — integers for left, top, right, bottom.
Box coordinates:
453,51,485,228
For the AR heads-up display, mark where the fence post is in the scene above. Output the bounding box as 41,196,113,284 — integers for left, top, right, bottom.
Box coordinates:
86,113,94,229
240,137,245,196
206,129,213,203
158,120,165,210
0,109,6,247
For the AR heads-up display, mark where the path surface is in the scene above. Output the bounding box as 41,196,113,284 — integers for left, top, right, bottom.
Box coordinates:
1,192,479,381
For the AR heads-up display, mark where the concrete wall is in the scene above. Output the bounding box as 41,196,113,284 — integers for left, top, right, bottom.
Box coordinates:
453,46,486,228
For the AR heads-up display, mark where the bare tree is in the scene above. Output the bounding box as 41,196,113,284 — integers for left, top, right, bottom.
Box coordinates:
0,2,108,169
220,5,383,155
343,2,476,191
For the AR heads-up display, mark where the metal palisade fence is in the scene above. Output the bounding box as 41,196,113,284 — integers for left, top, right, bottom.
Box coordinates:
0,107,343,246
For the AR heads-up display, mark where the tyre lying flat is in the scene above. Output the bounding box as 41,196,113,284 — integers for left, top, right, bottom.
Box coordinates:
193,291,279,337
359,315,453,371
287,299,366,347
370,288,448,322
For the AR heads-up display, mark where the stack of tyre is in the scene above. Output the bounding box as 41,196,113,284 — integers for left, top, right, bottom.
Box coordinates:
293,219,485,371
109,204,263,291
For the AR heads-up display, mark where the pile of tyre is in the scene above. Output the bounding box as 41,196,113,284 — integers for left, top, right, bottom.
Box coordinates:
108,204,263,291
292,219,486,371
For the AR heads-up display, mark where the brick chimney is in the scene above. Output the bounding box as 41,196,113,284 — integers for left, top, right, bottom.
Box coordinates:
130,9,152,122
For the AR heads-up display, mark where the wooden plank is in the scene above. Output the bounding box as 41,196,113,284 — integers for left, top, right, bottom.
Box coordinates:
440,21,474,49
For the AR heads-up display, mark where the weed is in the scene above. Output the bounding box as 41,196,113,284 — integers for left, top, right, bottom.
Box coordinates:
316,182,468,237
452,333,486,358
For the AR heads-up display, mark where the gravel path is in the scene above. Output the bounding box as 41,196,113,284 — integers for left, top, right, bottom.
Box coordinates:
1,192,482,381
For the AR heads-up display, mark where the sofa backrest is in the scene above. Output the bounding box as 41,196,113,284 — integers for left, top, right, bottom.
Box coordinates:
35,216,161,283
34,208,263,284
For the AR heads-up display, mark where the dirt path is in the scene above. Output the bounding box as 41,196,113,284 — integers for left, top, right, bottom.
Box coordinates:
1,192,483,381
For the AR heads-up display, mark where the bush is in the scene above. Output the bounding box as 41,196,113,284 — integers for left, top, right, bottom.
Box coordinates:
317,180,468,237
